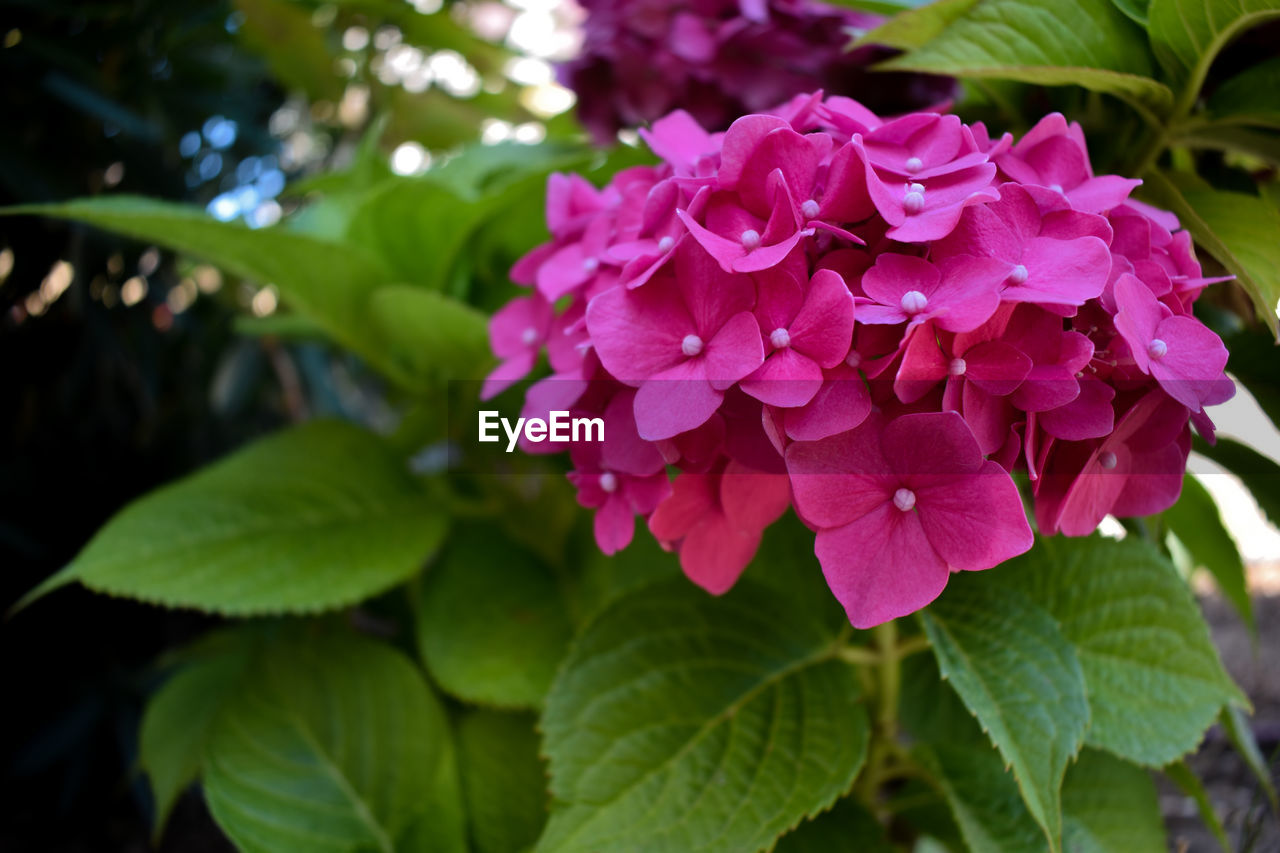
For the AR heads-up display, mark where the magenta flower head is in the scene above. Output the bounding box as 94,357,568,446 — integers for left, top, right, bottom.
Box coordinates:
487,95,1235,627
560,0,956,144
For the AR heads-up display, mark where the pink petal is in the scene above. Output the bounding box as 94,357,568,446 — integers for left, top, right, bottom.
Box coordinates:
586,278,693,384
704,311,765,390
593,494,636,555
634,357,722,441
785,417,895,528
880,411,984,477
718,114,790,190
601,390,667,476
740,346,824,407
789,269,854,366
816,504,950,629
913,460,1033,570
784,364,872,442
720,459,791,533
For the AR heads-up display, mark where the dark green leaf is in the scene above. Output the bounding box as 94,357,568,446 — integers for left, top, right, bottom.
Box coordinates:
1164,474,1253,630
1209,56,1280,128
538,579,867,853
415,526,573,709
1148,0,1280,101
21,421,446,615
203,630,458,853
1061,750,1166,852
1176,125,1280,164
922,578,1089,850
915,742,1046,853
1111,0,1151,26
1142,173,1280,337
140,638,255,839
233,0,343,102
1004,537,1244,766
1163,760,1231,850
1220,705,1279,813
877,0,1174,116
456,709,549,853
773,799,892,853
1192,437,1280,527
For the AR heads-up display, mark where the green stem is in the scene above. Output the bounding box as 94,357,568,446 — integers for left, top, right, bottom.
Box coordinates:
852,620,904,808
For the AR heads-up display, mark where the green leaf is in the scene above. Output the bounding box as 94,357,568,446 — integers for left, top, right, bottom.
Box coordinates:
0,197,420,384
23,421,446,615
415,526,573,709
345,178,483,290
1192,436,1280,527
1176,124,1280,164
1141,173,1280,337
1220,705,1280,813
1164,473,1253,631
1223,326,1280,429
1209,56,1280,128
877,0,1174,116
1148,0,1280,103
1163,760,1231,850
140,637,255,839
773,799,892,853
538,579,867,853
202,630,457,853
915,742,1047,853
368,285,492,380
233,0,343,102
921,578,1089,850
456,710,549,853
1111,0,1151,26
855,0,982,49
1005,536,1244,766
1061,750,1166,852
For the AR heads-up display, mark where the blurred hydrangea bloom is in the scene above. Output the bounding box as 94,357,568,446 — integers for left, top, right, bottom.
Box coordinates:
487,94,1234,628
561,0,955,143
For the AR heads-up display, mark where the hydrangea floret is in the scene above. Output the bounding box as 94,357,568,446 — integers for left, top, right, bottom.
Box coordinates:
486,93,1235,628
562,0,956,144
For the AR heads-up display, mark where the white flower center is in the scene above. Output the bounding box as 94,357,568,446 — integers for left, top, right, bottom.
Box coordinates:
900,290,929,315
893,488,916,512
520,327,539,346
1049,183,1064,194
845,350,862,368
949,357,967,376
599,471,618,493
582,257,599,273
903,191,925,215
1008,264,1029,285
1147,338,1167,360
801,199,820,219
658,235,675,252
770,327,791,349
741,229,761,250
905,156,924,173
1099,451,1118,470
681,334,704,357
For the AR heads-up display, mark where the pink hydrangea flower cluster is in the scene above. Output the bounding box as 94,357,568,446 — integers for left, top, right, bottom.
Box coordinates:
562,0,955,144
485,93,1234,628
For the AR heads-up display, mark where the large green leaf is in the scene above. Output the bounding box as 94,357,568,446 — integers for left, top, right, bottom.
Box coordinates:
0,197,415,383
1005,537,1243,766
538,579,867,853
415,526,574,709
368,285,492,381
1209,56,1280,128
917,742,1046,853
1164,474,1253,630
202,630,458,853
1061,750,1166,852
140,634,256,839
1148,0,1280,104
455,710,549,853
877,0,1174,116
1142,173,1280,337
24,421,446,614
921,579,1089,850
